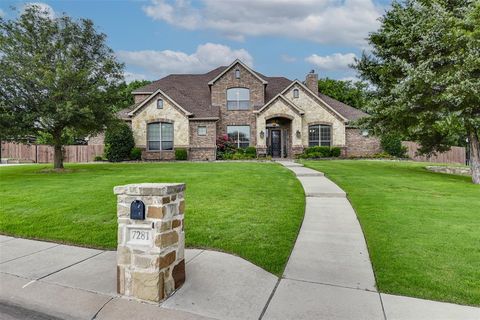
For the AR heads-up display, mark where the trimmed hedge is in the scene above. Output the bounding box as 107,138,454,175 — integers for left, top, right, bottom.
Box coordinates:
175,148,188,160
130,147,142,160
298,146,342,159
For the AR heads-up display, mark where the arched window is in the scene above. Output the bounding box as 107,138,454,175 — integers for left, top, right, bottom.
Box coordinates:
308,124,332,147
293,88,299,98
147,122,173,151
227,88,250,110
235,69,240,79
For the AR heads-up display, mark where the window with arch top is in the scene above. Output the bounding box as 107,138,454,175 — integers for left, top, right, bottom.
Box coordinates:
227,88,250,110
293,88,299,98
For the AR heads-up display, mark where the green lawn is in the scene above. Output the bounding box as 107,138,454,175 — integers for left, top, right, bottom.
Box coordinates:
302,160,480,306
0,162,305,275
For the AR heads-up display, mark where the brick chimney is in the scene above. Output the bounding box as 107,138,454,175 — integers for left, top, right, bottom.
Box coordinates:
305,70,319,95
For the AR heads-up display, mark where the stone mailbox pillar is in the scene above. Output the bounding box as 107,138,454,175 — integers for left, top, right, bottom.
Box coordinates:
114,183,186,303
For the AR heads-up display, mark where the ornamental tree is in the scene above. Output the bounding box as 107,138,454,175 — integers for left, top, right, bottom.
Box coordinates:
354,0,480,184
0,6,124,168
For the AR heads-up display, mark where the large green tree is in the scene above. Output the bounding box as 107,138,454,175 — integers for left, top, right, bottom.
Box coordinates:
317,78,371,111
0,6,124,169
355,0,480,184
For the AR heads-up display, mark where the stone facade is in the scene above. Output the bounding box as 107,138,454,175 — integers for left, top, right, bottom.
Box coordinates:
345,128,382,157
88,132,105,145
130,92,190,149
121,61,377,160
114,183,186,303
212,62,264,147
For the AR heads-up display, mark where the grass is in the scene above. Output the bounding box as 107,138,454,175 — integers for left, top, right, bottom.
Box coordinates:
302,160,480,306
0,162,305,275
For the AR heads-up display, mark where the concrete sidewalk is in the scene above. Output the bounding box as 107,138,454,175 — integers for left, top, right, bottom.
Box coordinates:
1,161,479,319
0,236,277,320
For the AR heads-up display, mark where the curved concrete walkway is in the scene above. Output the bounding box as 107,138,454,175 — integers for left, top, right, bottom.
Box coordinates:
261,161,480,320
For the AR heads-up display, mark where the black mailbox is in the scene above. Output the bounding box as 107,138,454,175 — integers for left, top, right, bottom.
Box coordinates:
130,200,145,220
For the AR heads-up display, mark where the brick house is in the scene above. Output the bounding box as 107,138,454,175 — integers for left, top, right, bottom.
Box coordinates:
116,59,381,160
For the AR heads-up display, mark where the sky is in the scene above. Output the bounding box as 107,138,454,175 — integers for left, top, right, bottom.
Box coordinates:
0,0,392,83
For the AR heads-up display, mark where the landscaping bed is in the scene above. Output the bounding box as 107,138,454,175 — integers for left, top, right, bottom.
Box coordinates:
0,162,305,275
302,160,480,306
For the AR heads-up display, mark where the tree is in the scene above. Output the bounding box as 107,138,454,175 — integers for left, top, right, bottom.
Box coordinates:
114,80,151,111
104,121,135,162
0,6,124,169
354,0,480,184
317,78,371,111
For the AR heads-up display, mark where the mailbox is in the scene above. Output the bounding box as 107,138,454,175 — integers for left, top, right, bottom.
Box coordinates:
130,200,145,220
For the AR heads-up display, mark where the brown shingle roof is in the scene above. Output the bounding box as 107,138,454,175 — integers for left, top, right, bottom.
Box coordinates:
318,93,368,122
130,66,366,121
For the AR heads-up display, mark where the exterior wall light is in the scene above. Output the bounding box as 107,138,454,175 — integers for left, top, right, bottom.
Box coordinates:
296,130,301,138
260,130,265,139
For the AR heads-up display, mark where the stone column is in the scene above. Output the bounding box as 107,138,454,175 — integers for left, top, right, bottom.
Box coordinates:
114,183,186,303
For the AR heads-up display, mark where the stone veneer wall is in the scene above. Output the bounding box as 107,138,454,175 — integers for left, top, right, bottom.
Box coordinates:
131,92,190,149
211,62,265,147
284,85,346,147
114,183,186,303
345,128,382,157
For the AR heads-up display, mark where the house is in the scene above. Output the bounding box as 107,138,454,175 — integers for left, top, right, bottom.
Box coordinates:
116,59,381,160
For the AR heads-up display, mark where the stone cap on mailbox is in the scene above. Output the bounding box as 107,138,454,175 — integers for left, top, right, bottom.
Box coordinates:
113,183,186,196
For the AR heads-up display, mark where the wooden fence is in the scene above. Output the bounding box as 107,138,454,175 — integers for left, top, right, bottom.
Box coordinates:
402,141,466,165
1,142,104,163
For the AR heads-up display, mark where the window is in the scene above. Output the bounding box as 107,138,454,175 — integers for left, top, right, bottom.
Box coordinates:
235,69,240,79
197,126,207,136
308,124,331,147
227,125,250,148
227,88,250,110
293,88,299,98
147,122,173,151
157,99,163,109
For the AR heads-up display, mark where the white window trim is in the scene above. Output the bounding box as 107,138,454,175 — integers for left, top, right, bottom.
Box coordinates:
308,124,332,147
197,126,207,136
227,88,250,111
147,122,174,151
157,99,163,109
227,125,250,148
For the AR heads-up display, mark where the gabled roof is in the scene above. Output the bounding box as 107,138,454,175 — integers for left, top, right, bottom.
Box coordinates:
128,89,193,117
280,80,349,122
127,62,368,121
255,94,305,115
207,59,268,85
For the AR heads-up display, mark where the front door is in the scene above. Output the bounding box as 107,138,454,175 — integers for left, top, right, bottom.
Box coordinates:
271,130,281,157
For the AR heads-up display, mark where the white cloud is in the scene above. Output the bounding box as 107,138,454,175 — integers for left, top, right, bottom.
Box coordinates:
281,54,297,63
142,0,381,45
124,72,148,84
23,2,55,19
117,43,253,78
305,53,357,71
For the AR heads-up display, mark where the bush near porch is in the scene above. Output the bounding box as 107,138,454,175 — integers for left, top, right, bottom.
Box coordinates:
302,160,480,306
0,162,304,275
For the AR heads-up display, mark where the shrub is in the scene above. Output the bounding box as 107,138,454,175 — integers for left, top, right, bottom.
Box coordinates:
381,134,407,158
94,155,104,161
216,134,237,160
299,146,342,159
175,148,188,160
130,147,142,160
244,146,257,156
104,122,135,162
330,147,341,157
